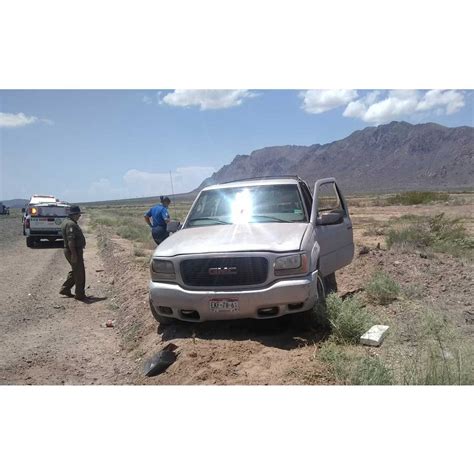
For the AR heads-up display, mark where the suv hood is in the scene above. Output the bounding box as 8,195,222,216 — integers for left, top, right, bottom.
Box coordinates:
153,223,309,257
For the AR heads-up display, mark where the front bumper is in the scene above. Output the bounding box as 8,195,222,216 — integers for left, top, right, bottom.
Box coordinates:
149,270,320,322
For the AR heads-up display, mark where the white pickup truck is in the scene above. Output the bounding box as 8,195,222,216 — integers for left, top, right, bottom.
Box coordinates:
23,195,70,248
149,176,354,327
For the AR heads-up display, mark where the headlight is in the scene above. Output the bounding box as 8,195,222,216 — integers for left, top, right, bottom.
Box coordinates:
274,253,308,276
151,259,175,280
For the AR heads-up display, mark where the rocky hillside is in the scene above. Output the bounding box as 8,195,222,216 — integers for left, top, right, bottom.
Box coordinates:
199,121,473,193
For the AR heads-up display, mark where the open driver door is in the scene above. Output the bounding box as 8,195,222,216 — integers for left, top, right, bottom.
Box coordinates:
310,178,354,276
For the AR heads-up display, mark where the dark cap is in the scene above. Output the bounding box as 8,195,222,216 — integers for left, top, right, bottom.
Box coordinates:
161,196,171,203
69,205,82,215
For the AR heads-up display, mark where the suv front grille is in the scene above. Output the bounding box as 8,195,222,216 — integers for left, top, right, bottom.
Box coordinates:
180,257,268,287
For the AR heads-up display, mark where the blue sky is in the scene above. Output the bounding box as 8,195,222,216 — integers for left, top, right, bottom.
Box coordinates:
1,89,472,202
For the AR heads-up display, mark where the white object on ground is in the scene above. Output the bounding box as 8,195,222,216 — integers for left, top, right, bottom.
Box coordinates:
360,325,389,347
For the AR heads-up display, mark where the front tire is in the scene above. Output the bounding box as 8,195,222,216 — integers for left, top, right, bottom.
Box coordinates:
324,272,338,294
26,236,35,248
299,272,327,329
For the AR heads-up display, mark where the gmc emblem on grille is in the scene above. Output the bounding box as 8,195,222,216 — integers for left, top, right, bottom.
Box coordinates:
208,266,238,276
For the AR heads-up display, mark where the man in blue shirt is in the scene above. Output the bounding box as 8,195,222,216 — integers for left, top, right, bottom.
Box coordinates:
144,196,171,245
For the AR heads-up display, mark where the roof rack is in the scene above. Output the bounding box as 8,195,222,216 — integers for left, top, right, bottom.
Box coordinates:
220,175,304,185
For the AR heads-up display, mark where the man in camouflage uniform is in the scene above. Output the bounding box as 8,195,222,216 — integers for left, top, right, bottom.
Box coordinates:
59,205,87,301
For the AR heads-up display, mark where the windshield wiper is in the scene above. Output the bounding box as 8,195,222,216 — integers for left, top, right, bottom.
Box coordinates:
188,217,231,225
250,215,291,223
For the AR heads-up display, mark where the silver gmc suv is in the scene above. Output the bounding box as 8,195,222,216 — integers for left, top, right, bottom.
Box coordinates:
149,176,354,326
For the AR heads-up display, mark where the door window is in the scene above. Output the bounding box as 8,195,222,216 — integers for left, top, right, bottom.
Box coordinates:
317,182,344,217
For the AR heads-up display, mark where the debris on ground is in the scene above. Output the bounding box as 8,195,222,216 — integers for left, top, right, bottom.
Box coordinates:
95,269,105,272
144,343,179,377
359,246,370,255
105,319,115,328
360,325,390,347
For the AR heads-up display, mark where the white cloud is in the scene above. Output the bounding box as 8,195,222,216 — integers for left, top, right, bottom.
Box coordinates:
0,112,38,127
161,90,256,110
0,112,53,128
300,89,358,114
415,89,465,115
142,95,153,105
363,90,420,124
342,90,466,124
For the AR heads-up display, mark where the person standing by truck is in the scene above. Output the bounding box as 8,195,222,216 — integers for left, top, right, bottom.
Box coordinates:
144,196,171,245
59,206,87,301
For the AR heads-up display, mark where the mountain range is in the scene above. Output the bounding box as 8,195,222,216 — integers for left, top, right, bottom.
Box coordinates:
198,121,473,194
0,199,29,209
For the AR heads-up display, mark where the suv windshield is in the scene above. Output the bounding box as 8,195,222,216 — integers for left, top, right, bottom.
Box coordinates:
186,184,307,227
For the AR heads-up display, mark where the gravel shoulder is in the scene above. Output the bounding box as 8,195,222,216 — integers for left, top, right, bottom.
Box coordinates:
0,215,136,385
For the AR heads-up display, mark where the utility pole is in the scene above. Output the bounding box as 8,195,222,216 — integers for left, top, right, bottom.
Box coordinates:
169,170,177,213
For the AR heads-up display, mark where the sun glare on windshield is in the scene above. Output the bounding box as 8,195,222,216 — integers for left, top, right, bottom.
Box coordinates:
231,189,253,224
186,184,307,227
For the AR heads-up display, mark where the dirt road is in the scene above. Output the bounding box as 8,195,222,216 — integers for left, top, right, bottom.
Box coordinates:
0,215,136,384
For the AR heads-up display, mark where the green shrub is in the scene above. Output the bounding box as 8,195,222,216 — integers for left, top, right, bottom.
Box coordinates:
319,341,351,382
325,294,374,344
386,223,432,250
351,356,393,385
386,191,449,205
91,215,115,227
386,213,474,258
401,309,474,385
319,341,392,385
366,272,400,305
402,284,424,299
133,245,146,257
117,225,151,243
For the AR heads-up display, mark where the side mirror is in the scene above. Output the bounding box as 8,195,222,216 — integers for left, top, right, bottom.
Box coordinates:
316,212,344,226
166,221,181,233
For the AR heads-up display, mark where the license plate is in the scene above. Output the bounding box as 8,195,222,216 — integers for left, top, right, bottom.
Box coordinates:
209,298,239,313
33,218,60,228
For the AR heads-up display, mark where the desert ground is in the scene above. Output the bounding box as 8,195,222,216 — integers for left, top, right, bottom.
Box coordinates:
1,192,473,385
